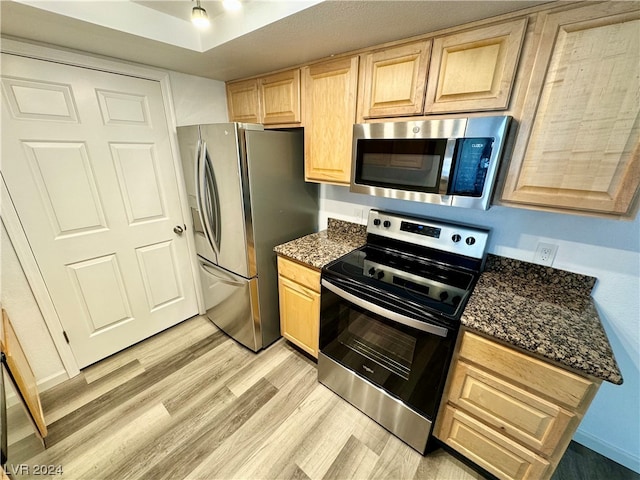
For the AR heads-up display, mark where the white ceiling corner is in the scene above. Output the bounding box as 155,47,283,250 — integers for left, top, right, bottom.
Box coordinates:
1,0,550,81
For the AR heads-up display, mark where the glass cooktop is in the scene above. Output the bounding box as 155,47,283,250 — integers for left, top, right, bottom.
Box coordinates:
323,244,477,319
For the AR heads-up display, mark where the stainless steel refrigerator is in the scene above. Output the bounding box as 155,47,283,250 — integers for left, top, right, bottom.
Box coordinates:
176,123,318,351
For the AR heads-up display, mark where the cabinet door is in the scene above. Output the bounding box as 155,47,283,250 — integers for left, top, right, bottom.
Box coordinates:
278,275,320,358
260,69,301,125
359,40,431,118
226,78,260,123
303,56,359,185
501,3,640,216
425,18,527,113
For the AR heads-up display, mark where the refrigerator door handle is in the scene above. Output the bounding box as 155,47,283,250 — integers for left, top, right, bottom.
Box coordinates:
194,137,211,244
197,140,221,256
200,262,247,287
203,142,222,253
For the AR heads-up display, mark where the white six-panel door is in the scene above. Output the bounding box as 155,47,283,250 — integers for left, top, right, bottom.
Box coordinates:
1,53,198,367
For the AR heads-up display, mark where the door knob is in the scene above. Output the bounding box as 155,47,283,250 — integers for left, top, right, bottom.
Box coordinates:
173,225,184,235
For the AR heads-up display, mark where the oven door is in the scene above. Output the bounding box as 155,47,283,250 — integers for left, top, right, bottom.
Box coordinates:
319,277,456,420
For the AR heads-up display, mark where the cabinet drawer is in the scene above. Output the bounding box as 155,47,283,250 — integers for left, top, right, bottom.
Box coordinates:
448,361,577,456
459,332,595,411
439,405,550,480
277,256,320,292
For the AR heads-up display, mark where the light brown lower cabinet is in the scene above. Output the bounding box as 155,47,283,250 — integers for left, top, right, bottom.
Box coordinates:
434,330,601,480
277,256,320,358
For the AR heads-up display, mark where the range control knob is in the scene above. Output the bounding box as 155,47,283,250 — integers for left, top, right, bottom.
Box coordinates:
373,218,381,226
465,236,476,246
439,291,449,301
368,267,376,276
383,220,391,228
376,271,385,280
451,234,462,243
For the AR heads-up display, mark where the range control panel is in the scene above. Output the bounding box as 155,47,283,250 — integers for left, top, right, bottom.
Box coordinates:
367,210,489,259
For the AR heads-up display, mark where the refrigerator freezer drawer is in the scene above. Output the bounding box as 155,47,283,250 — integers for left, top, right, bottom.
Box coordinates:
198,259,261,352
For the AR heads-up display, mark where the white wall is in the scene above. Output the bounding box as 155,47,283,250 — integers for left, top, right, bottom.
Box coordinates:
319,184,640,473
168,70,228,125
0,222,67,391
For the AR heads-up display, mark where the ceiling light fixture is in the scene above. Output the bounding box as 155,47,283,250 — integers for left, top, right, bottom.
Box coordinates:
191,0,210,28
223,0,242,12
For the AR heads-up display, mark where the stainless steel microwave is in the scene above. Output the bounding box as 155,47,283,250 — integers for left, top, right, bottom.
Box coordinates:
350,116,512,210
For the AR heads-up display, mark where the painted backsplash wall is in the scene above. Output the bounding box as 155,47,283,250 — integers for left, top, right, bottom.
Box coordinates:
319,184,640,473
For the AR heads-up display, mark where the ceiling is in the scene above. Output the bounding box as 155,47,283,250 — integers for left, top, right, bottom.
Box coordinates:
1,0,549,82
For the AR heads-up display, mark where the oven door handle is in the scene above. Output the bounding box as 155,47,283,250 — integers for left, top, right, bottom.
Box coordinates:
321,279,449,338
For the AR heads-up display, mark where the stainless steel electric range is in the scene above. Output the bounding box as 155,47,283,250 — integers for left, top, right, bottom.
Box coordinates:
318,209,489,453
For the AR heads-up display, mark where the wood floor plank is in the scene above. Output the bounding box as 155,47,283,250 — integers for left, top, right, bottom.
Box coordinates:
134,315,218,369
279,463,313,480
26,331,231,468
91,340,248,479
187,347,318,479
294,396,365,479
42,360,146,424
43,402,171,480
225,338,295,396
108,386,237,480
80,315,216,383
161,340,253,415
413,448,483,480
44,330,227,446
230,385,342,480
351,410,391,457
139,377,279,480
322,435,379,480
369,434,422,480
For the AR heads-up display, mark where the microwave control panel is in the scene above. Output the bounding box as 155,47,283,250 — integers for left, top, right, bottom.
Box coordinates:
448,137,494,197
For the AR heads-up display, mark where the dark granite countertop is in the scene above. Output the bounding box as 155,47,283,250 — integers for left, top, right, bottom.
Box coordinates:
274,218,367,269
462,254,623,385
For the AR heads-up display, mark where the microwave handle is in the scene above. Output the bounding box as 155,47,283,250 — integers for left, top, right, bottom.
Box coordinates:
439,138,458,195
321,279,448,338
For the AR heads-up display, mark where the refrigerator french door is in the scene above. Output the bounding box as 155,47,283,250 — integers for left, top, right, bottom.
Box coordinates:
177,123,318,351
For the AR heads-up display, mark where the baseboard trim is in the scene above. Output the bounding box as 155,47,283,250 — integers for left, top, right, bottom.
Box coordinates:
574,429,640,474
4,370,69,408
37,370,69,392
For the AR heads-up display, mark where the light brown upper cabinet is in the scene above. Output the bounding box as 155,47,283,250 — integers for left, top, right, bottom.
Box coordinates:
303,56,359,185
226,69,301,126
358,40,432,119
259,69,301,125
226,78,260,123
425,18,527,113
501,3,640,217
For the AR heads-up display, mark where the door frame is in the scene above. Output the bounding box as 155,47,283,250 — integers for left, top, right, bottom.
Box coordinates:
0,38,204,380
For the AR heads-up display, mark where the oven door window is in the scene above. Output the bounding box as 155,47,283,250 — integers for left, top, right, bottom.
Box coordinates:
354,139,448,192
320,287,455,419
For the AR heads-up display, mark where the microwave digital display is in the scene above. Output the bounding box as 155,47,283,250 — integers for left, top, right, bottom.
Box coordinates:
355,139,448,193
448,138,494,197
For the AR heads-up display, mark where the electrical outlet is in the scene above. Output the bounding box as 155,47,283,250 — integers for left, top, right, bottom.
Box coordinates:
534,242,558,266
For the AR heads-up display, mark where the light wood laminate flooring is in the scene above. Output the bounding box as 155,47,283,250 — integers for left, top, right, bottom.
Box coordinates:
6,316,638,480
